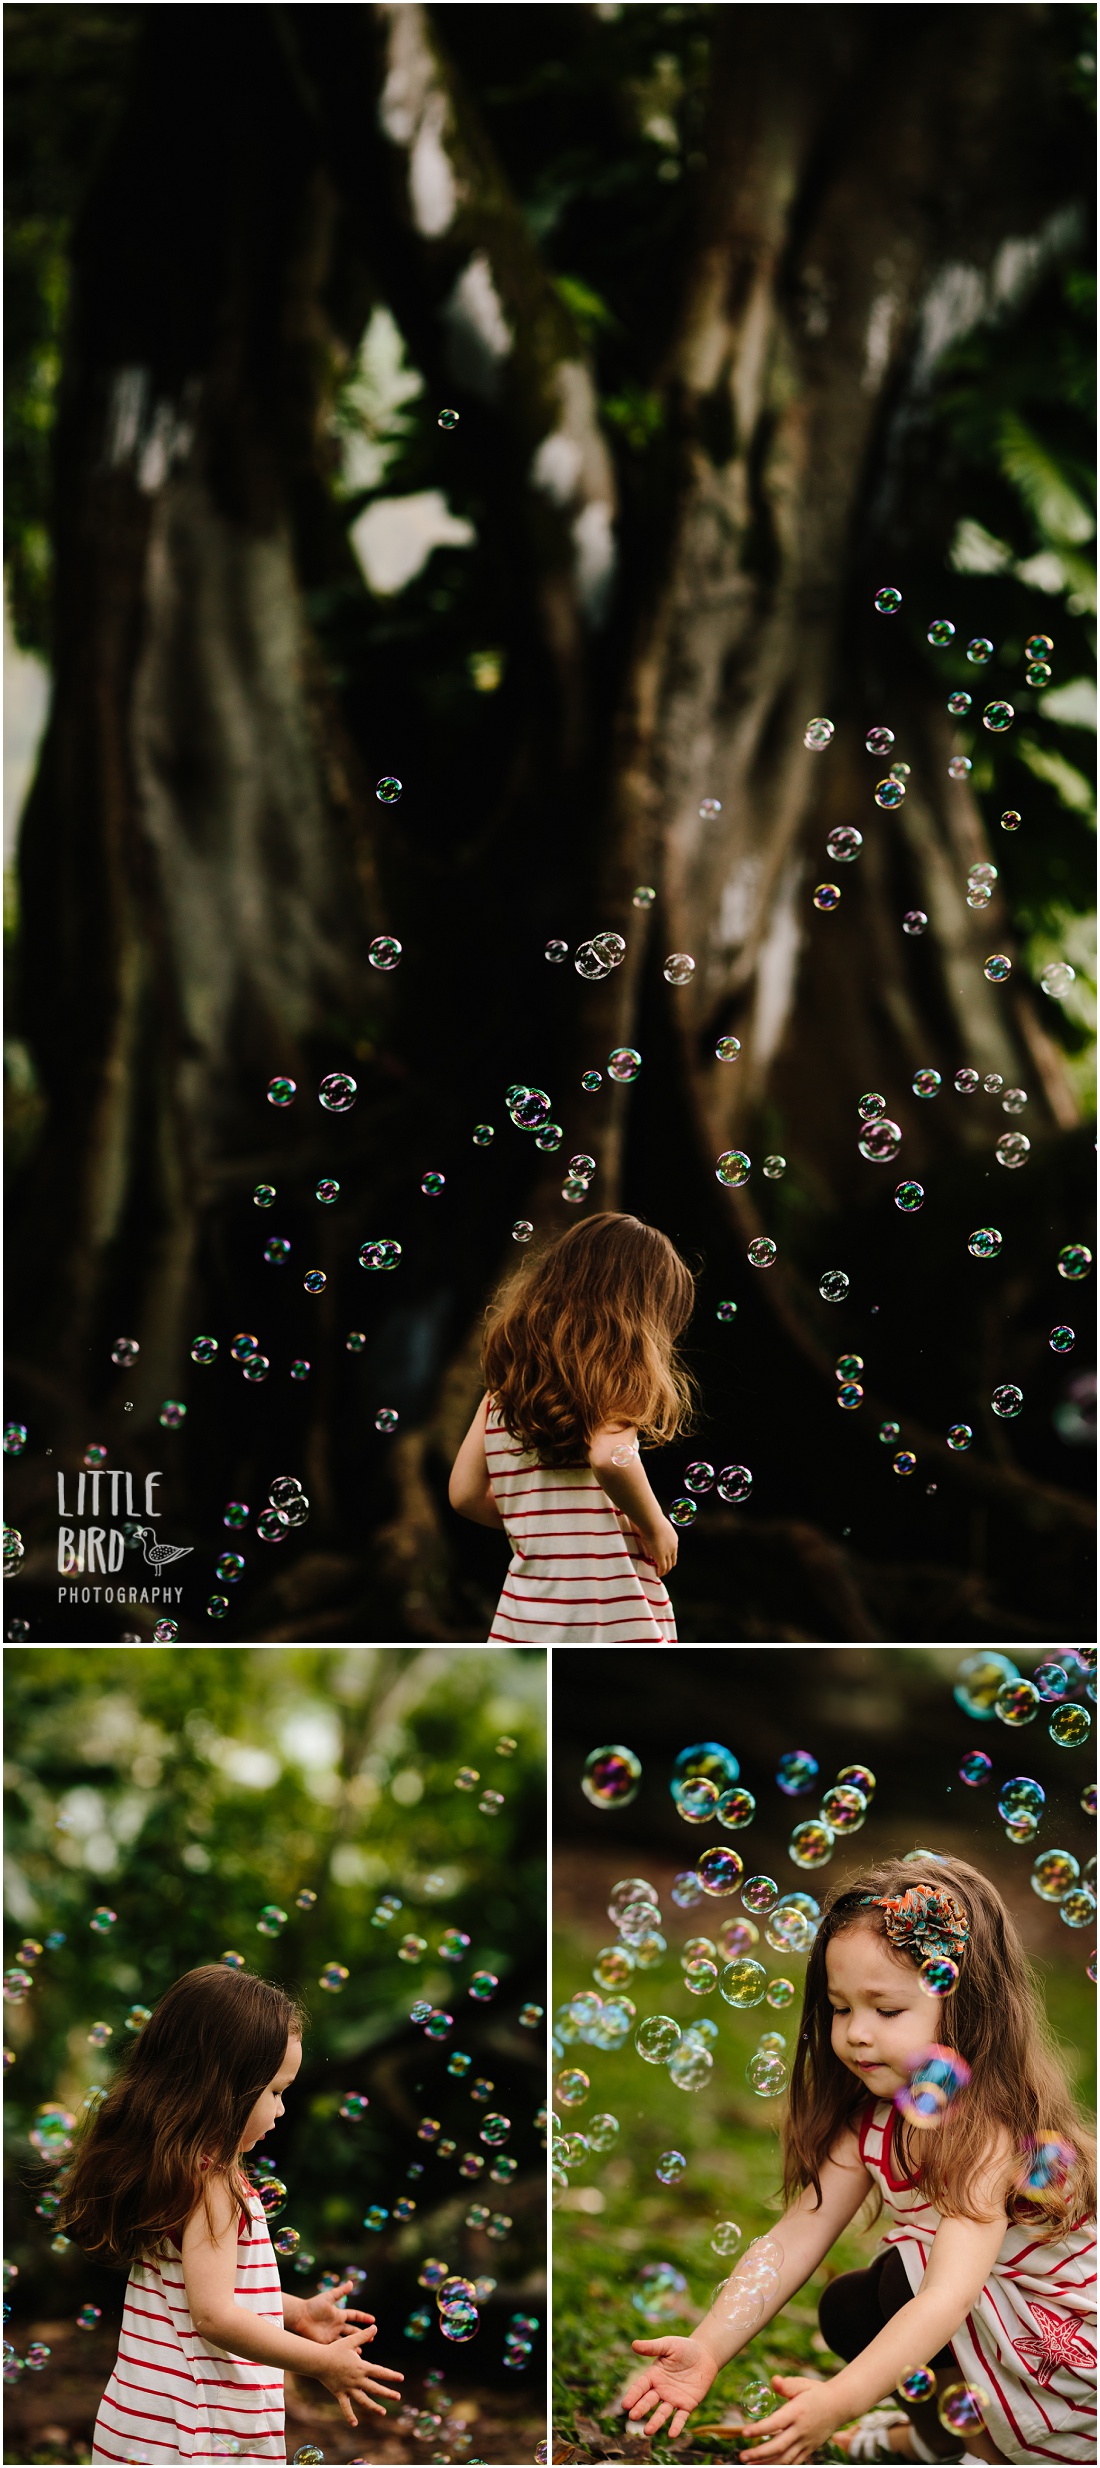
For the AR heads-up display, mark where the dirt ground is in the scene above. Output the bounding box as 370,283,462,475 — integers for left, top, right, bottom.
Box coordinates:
1,2322,547,2464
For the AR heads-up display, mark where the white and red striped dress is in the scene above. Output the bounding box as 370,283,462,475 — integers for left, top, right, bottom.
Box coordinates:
859,2099,1096,2464
485,1403,677,1642
93,2191,286,2465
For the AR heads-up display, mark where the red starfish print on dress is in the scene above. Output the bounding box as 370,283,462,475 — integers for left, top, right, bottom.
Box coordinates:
1011,2302,1097,2387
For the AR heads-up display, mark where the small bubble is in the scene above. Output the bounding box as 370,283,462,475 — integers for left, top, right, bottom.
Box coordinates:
995,1132,1030,1169
875,779,905,809
1049,1326,1075,1353
420,1171,445,1197
947,1423,973,1453
700,796,724,815
375,1407,399,1433
749,1238,777,1268
947,692,972,716
1040,961,1075,1000
1001,809,1021,831
369,934,402,970
948,755,972,780
762,1155,785,1179
983,700,1014,732
826,827,862,862
375,776,402,802
111,1337,140,1366
819,1270,849,1302
608,1047,641,1081
437,408,459,429
927,620,955,646
984,954,1012,984
1057,1244,1092,1281
893,1450,917,1476
315,1178,340,1204
966,638,993,664
895,1181,924,1212
303,1270,326,1293
267,1077,296,1106
664,952,696,985
319,1071,356,1113
632,885,656,908
902,908,927,935
912,1069,941,1098
159,1400,186,1429
264,1237,290,1265
865,726,895,754
879,1421,900,1444
512,1219,533,1242
716,1299,737,1321
1026,662,1051,687
858,1117,902,1161
968,1226,1003,1259
874,587,902,614
991,1383,1024,1419
544,937,568,963
803,718,834,751
580,1070,602,1092
813,883,841,910
715,1034,741,1061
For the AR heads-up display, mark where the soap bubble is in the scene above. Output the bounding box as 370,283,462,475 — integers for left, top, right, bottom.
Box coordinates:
742,1876,778,1915
1058,1244,1092,1280
700,797,723,818
749,1238,777,1267
938,2385,990,2437
319,1963,349,1993
303,1270,326,1294
899,2366,937,2403
991,1384,1023,1419
267,1077,296,1105
865,726,895,754
858,1092,885,1121
954,1068,979,1094
664,952,695,985
968,1226,1003,1259
257,1906,288,1936
911,1068,941,1099
535,1122,561,1150
948,755,972,779
633,885,656,908
901,908,927,935
1047,1328,1076,1361
1001,809,1021,830
716,1149,750,1186
983,700,1013,732
684,1461,715,1495
655,2149,687,2183
668,2039,714,2090
554,2068,590,2109
1040,961,1076,1000
1026,662,1052,686
875,779,905,809
946,1423,973,1453
859,1118,902,1161
87,2022,113,2046
264,1236,290,1266
716,1299,738,1322
215,1552,245,1585
717,1787,756,1830
375,1407,399,1434
544,938,568,963
359,1237,402,1270
375,776,402,801
717,1464,752,1503
984,954,1012,983
1061,1890,1096,1928
1050,1704,1091,1747
896,2044,971,2128
874,587,901,614
762,1155,786,1179
369,934,402,970
574,940,610,980
593,931,626,968
836,1386,863,1413
748,2051,789,2096
827,827,862,862
984,1073,1003,1094
77,2304,102,2331
159,1400,186,1428
636,2015,682,2062
608,1047,642,1082
995,1680,1039,1731
698,1848,743,1897
715,1034,741,1061
1034,1661,1071,1699
319,1072,356,1112
995,1132,1029,1168
804,718,834,750
926,620,955,647
919,1955,959,1997
813,882,841,910
580,1071,602,1092
836,1354,864,1378
895,1181,924,1212
789,1822,835,1868
816,1268,849,1305
1002,1088,1028,1115
582,1743,642,1808
966,638,993,664
820,1785,867,1832
670,1497,697,1528
632,2262,689,2323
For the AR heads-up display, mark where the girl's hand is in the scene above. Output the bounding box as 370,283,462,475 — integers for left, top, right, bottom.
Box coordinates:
619,2334,718,2437
639,1516,679,1577
297,2280,375,2344
737,2374,842,2464
316,2323,403,2425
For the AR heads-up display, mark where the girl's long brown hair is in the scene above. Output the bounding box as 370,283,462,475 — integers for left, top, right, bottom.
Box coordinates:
59,1966,304,2267
482,1210,696,1466
784,1852,1096,2241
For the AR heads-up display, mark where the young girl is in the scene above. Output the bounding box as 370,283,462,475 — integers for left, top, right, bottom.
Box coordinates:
58,1965,402,2463
448,1210,695,1642
620,1854,1096,2465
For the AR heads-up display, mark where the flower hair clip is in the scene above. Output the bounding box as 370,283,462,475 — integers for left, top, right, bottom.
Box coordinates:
860,1883,970,1968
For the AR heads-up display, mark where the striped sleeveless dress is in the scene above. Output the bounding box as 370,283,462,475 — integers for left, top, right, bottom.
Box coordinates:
92,2191,286,2464
860,2099,1096,2464
485,1403,677,1641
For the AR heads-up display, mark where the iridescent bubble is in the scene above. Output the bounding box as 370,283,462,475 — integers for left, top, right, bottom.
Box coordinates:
715,1035,741,1061
911,1069,941,1100
633,885,656,908
896,2044,971,2129
264,1236,290,1265
742,1876,778,1915
927,621,955,647
632,2261,689,2322
698,1847,744,1897
608,1047,642,1082
1002,1088,1027,1114
1061,1889,1096,1928
947,1423,973,1452
593,932,626,969
719,1959,766,2008
983,1073,1003,1094
895,1180,924,1212
938,2385,990,2438
983,699,1014,731
215,1552,245,1585
716,1149,750,1186
995,1132,1029,1168
159,1400,187,1428
1001,809,1021,831
859,1118,902,1162
991,1384,1023,1419
437,407,459,429
716,1299,738,1321
836,1354,864,1378
776,1750,818,1796
813,883,841,910
875,779,905,809
762,1155,786,1179
874,588,902,614
749,1238,777,1268
582,1745,641,1808
803,718,834,750
966,639,993,665
111,1336,141,1368
554,2068,590,2108
865,726,895,754
1050,1704,1091,1747
574,941,607,982
153,1618,179,1642
902,909,927,935
655,2148,687,2183
580,1072,602,1092
544,938,568,963
685,1461,715,1494
900,2366,937,2402
77,2304,103,2331
587,2113,620,2151
1026,662,1052,686
369,934,402,970
819,1270,849,1301
700,797,723,817
954,1068,980,1095
984,954,1012,983
376,776,402,801
303,1270,326,1294
717,1787,756,1829
748,2051,789,2096
1058,1244,1092,1280
1049,1326,1076,1354
858,1092,885,1120
473,1122,495,1148
535,1122,561,1150
893,1450,916,1476
1035,1661,1071,1698
635,2015,682,2062
1040,961,1076,1000
717,1464,752,1504
375,1407,399,1433
319,1071,356,1113
827,827,862,863
789,1822,835,1868
968,1226,1002,1259
670,1497,697,1528
664,953,696,985
267,1077,296,1106
948,755,972,779
969,880,991,908
820,1785,867,1832
919,1955,959,1997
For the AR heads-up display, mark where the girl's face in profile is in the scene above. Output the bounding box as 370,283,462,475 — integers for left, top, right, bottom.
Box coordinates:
241,2032,302,2151
825,1923,930,2094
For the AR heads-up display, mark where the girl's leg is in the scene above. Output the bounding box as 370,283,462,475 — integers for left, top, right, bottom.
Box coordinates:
876,2250,1008,2463
819,2253,957,2463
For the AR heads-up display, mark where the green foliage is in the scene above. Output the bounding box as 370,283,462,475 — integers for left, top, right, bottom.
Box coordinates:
4,1648,546,2343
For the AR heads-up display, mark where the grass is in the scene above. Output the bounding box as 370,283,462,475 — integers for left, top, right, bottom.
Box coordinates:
551,1918,1097,2464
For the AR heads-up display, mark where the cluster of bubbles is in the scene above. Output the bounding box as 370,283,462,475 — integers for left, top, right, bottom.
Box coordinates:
954,1650,1094,1755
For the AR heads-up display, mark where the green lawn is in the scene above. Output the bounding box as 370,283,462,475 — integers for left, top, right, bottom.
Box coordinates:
551,1920,1097,2463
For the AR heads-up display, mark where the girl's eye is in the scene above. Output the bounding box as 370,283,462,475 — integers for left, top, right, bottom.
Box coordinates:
878,2010,902,2018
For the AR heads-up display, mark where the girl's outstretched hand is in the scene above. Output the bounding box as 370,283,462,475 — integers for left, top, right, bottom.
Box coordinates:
638,1515,679,1578
737,2374,842,2464
315,2322,403,2425
297,2279,375,2343
619,2334,718,2437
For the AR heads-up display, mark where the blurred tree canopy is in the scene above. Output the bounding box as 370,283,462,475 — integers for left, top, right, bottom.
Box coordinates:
2,4,1096,1644
3,1646,546,2379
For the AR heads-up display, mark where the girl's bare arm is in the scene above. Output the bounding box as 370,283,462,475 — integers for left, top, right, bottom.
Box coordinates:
589,1423,678,1575
694,2129,874,2370
448,1393,505,1528
182,2183,401,2420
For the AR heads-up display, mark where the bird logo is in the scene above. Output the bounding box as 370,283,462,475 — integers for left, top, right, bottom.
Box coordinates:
133,1526,194,1576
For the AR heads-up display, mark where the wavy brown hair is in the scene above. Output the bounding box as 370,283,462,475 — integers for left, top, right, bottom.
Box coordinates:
482,1210,696,1466
783,1852,1096,2242
58,1966,305,2268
